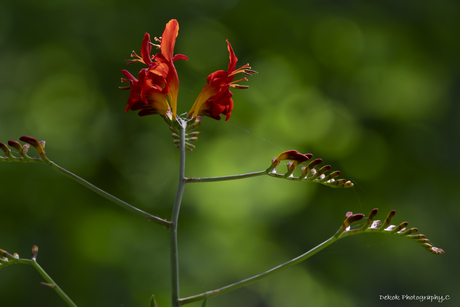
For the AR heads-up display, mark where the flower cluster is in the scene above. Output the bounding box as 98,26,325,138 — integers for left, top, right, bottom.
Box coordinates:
120,19,256,123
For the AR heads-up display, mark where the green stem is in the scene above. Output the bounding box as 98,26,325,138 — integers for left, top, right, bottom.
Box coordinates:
47,161,171,227
185,170,266,183
170,118,187,307
179,236,338,305
17,258,77,307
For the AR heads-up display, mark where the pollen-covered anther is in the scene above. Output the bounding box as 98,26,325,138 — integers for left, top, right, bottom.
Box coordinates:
243,69,258,76
149,42,161,49
230,84,249,89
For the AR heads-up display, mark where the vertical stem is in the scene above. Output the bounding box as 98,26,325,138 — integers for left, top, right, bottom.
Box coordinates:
170,118,187,307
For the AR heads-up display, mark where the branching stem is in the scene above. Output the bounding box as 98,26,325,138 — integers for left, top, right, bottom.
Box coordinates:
47,162,171,227
16,258,77,307
185,170,266,183
179,236,337,305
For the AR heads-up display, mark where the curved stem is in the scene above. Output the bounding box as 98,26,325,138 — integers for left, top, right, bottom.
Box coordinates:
170,118,187,307
179,236,338,305
185,170,266,183
47,161,171,227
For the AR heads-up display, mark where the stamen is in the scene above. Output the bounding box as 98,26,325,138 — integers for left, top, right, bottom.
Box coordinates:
230,64,252,77
230,84,249,89
130,50,141,59
232,77,249,84
149,42,161,49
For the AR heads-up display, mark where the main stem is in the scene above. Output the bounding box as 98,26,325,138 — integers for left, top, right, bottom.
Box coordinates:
170,118,187,307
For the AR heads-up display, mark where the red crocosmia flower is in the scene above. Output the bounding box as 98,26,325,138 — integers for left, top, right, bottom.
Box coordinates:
120,19,187,118
188,40,257,121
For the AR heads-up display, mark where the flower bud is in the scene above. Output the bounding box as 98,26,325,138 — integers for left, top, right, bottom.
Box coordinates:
19,136,46,156
382,210,396,229
299,158,322,179
267,150,312,173
31,245,39,261
7,140,23,153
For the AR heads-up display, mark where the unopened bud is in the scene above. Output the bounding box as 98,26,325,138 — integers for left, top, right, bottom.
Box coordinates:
22,143,30,154
186,131,201,138
368,208,379,222
186,137,199,143
390,221,408,233
0,249,11,259
284,161,296,177
300,158,322,179
316,165,331,177
400,227,418,236
0,142,11,158
19,136,46,156
337,213,364,236
382,210,396,229
186,117,202,132
31,245,39,260
370,220,382,229
344,181,354,188
7,140,23,152
171,133,180,139
185,143,196,153
431,247,445,255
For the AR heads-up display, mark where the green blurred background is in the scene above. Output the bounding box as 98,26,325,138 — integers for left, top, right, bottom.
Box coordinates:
1,0,459,306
